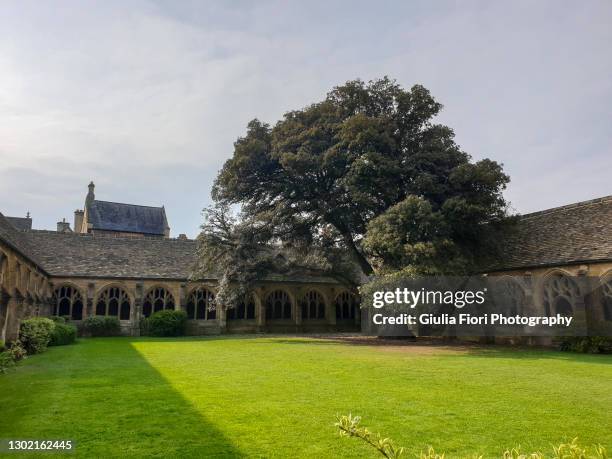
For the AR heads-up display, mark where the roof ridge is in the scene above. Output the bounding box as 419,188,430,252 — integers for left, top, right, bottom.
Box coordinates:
92,199,164,209
520,195,612,220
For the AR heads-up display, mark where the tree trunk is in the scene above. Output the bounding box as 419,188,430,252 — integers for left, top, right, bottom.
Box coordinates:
342,234,374,276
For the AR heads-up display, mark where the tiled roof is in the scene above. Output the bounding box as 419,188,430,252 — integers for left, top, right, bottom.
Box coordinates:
14,229,339,283
87,200,168,235
0,213,45,270
492,195,612,271
5,216,32,232
23,230,197,279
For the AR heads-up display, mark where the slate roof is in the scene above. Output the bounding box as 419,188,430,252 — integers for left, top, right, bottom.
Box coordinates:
0,212,45,271
22,230,197,279
87,200,168,235
4,228,339,283
5,216,32,232
491,195,612,271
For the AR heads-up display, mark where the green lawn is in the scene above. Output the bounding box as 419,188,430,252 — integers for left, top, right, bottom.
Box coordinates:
0,336,611,458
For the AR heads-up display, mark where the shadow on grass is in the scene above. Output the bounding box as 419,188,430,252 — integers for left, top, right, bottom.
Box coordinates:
0,339,244,458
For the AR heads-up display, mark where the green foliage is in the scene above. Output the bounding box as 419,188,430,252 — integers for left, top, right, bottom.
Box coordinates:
147,310,187,337
0,351,16,374
194,203,357,308
49,322,77,346
6,341,26,361
50,316,66,323
19,317,55,354
212,77,511,276
83,316,121,337
560,337,612,354
336,414,404,458
336,415,607,459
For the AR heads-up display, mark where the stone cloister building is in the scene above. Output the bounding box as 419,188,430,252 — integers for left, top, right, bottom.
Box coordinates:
1,183,611,344
0,184,360,342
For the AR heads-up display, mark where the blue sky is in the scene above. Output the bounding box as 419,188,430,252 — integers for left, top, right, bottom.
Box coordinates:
1,0,611,237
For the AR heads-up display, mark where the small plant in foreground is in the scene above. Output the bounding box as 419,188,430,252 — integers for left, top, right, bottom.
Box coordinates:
335,414,404,458
335,415,608,459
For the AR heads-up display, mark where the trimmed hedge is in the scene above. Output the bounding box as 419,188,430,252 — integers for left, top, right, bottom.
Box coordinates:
49,323,77,346
19,318,55,354
148,310,187,337
83,316,121,337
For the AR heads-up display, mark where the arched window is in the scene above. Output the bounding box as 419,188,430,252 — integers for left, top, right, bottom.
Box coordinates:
602,279,612,321
335,291,358,320
53,285,84,320
143,287,175,318
96,286,131,320
542,274,580,316
498,278,526,316
186,288,216,320
228,295,255,320
265,290,292,320
300,290,326,320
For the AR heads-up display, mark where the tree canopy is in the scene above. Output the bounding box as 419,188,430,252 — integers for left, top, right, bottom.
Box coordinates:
210,77,511,279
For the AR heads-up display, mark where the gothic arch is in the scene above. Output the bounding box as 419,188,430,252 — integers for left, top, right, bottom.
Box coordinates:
334,290,359,321
142,286,175,318
52,284,85,320
227,293,256,320
540,270,581,316
95,284,132,320
300,289,326,320
265,289,293,320
599,276,612,322
0,252,7,290
186,287,216,320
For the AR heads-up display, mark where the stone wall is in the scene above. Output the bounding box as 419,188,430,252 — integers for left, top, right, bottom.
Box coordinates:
0,241,51,344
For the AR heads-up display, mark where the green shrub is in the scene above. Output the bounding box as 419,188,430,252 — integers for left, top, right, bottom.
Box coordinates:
83,316,121,337
49,322,77,346
560,337,612,354
0,351,16,374
148,310,186,337
6,341,27,362
51,316,66,324
19,317,55,354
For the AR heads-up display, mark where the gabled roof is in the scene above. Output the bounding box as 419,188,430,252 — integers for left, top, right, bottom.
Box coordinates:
492,195,612,271
87,200,168,235
0,213,46,272
5,216,32,232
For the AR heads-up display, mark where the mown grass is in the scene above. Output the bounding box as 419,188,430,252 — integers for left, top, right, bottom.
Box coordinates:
0,336,611,458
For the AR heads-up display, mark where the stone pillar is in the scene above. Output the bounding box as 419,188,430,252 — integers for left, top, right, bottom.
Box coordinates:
328,288,337,326
179,283,187,314
134,282,144,337
255,289,265,331
218,305,227,333
0,290,10,343
5,291,24,343
86,282,96,317
294,288,302,327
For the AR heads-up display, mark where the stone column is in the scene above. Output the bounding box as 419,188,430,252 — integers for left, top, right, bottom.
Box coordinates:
86,282,96,318
0,290,10,343
328,288,337,326
5,291,24,343
133,282,144,337
255,289,265,331
218,305,227,333
294,288,302,327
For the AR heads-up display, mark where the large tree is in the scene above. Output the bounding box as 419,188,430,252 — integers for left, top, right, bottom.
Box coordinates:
212,77,510,276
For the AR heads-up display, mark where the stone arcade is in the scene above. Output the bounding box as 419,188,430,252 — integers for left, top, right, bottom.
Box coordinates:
1,184,611,343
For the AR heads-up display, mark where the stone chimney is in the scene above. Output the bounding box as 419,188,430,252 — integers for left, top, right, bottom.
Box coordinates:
85,181,95,207
74,209,84,233
178,234,188,240
57,218,72,233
